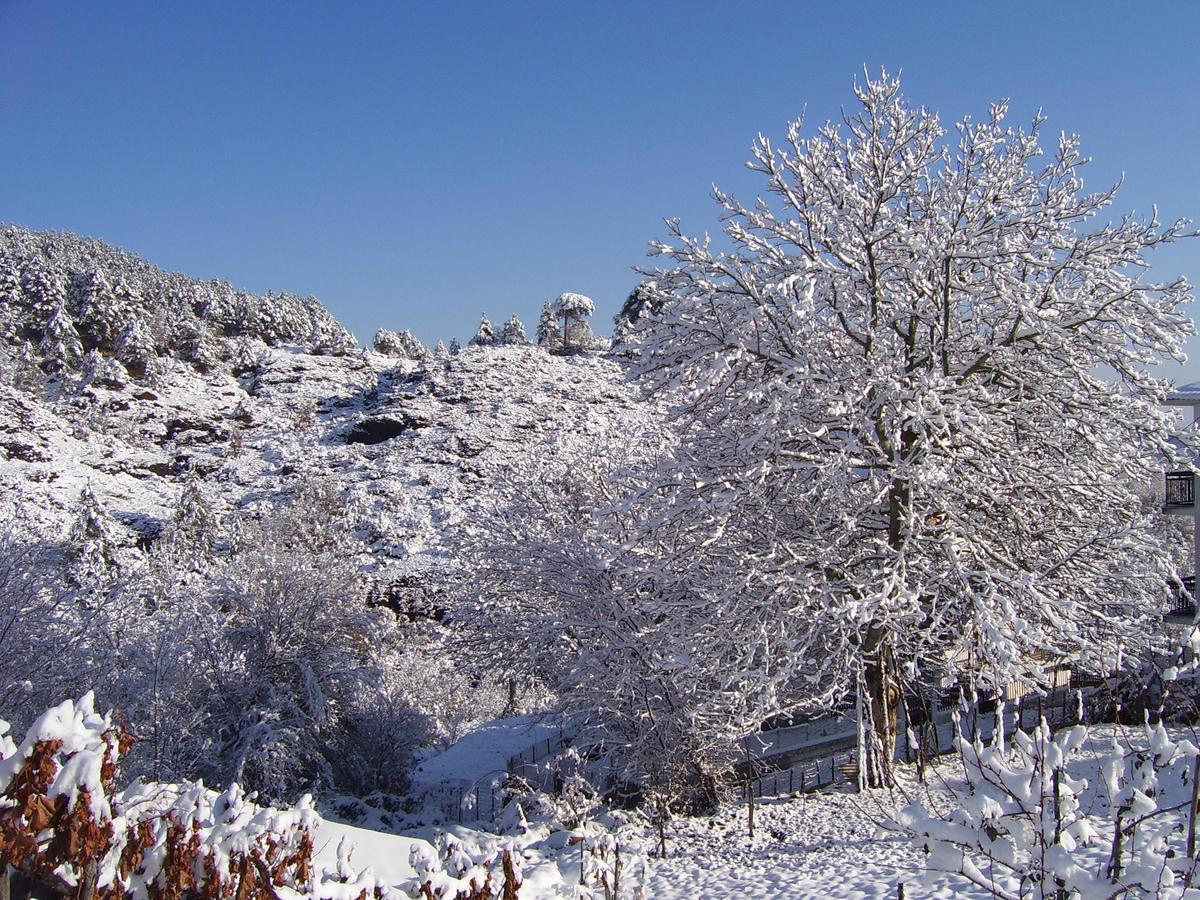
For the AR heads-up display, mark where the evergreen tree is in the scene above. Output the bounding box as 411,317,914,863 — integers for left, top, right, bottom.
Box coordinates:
168,475,220,559
38,298,83,375
116,318,158,379
174,317,221,372
67,483,123,590
396,329,428,358
546,292,595,352
75,269,126,351
498,314,528,345
613,282,660,348
536,303,563,349
469,314,495,347
373,327,405,356
0,265,22,342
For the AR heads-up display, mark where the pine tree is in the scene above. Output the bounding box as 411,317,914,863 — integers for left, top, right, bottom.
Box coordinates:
536,303,563,349
67,483,123,590
498,314,528,345
469,314,495,347
116,318,158,379
0,265,22,342
75,269,126,352
38,299,83,376
612,282,660,348
547,292,594,352
396,329,428,358
168,475,219,558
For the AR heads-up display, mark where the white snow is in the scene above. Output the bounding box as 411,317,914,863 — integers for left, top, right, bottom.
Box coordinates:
411,714,565,788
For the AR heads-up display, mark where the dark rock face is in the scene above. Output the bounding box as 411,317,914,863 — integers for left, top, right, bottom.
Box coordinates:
345,414,425,445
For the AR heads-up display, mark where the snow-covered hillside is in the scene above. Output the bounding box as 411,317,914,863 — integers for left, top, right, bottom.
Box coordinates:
0,338,647,586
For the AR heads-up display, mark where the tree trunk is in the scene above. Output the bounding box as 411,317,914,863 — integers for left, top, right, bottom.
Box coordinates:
863,628,901,787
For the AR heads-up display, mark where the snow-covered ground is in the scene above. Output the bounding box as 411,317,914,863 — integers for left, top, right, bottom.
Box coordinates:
411,714,566,789
645,723,1200,898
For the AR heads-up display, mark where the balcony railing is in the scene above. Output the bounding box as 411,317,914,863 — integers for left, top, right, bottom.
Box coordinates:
1168,576,1196,618
1165,472,1196,509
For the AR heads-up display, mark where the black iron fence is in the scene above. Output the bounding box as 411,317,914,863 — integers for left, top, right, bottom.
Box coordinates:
1166,471,1195,508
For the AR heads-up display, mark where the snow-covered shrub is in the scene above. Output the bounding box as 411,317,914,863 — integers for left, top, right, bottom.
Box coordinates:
0,693,399,900
896,711,1200,898
0,525,106,731
452,425,757,814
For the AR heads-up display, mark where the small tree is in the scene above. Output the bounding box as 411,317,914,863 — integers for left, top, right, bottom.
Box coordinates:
470,314,496,347
499,314,529,345
37,298,83,376
115,318,158,379
75,269,127,352
537,303,563,349
373,327,405,355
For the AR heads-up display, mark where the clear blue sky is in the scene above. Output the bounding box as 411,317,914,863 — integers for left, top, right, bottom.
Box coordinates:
2,2,1198,377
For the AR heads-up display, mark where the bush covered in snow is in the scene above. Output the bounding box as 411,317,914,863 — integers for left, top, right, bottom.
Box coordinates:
896,708,1200,898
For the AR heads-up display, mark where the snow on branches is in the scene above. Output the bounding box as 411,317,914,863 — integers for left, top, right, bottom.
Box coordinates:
625,71,1196,777
896,712,1200,898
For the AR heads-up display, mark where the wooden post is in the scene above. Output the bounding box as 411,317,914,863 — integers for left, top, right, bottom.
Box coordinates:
0,865,9,900
747,775,755,840
1188,755,1200,859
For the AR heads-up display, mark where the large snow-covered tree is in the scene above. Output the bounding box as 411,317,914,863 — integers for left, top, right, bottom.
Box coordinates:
626,73,1195,781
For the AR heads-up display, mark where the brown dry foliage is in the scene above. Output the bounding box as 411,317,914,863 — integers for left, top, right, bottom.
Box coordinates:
0,717,320,900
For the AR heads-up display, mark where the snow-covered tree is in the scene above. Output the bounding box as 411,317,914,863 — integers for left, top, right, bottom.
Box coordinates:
79,347,127,390
448,337,461,355
537,303,563,349
452,416,761,811
499,314,529,345
612,282,660,350
166,475,220,559
173,316,222,371
74,269,127,352
626,73,1195,782
373,327,404,356
470,314,496,347
37,298,83,376
397,328,428,358
115,317,158,379
547,292,595,352
66,484,124,591
0,265,24,342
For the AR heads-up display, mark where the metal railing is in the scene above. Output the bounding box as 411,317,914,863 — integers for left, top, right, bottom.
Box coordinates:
1165,471,1195,508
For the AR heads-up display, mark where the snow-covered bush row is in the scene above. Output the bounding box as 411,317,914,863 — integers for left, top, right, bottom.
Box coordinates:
0,225,355,384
